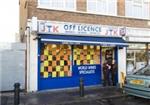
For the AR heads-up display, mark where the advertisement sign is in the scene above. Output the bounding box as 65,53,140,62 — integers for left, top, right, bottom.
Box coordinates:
72,64,101,85
73,64,101,76
38,21,126,37
78,65,96,75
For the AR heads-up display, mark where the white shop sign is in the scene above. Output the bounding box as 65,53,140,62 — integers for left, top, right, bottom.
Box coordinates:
126,27,150,37
125,27,150,42
38,21,126,37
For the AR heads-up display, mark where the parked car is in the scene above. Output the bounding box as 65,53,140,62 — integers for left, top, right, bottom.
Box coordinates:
124,65,150,99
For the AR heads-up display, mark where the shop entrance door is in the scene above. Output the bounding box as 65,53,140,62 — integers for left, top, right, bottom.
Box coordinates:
101,47,118,86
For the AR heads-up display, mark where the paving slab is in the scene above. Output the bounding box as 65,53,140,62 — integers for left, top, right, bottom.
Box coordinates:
0,86,124,105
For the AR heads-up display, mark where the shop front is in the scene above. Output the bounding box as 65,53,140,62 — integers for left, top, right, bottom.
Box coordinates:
39,43,101,90
125,27,150,75
30,20,127,91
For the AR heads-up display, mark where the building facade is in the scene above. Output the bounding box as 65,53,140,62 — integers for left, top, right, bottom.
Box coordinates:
20,0,150,92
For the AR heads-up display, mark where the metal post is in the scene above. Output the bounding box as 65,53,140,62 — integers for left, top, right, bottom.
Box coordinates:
79,77,84,97
14,83,20,105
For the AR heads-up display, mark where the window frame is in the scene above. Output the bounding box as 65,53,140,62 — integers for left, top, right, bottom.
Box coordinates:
37,0,77,12
86,0,117,16
125,0,150,20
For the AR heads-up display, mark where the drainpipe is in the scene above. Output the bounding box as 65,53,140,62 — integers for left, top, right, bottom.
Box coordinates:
26,26,30,92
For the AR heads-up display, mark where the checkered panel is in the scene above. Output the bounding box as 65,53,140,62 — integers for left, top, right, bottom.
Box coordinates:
73,45,100,65
40,44,72,78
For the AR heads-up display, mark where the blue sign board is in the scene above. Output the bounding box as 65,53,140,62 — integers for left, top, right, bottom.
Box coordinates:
78,65,96,75
73,64,101,86
38,64,101,90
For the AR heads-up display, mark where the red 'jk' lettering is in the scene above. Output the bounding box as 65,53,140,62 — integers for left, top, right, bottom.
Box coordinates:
53,26,59,33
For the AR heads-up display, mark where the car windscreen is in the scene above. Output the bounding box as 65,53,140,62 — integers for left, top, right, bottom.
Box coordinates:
134,66,150,76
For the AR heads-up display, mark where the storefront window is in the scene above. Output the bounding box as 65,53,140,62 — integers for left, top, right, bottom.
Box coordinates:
127,44,147,74
73,45,100,65
40,44,72,78
148,44,150,49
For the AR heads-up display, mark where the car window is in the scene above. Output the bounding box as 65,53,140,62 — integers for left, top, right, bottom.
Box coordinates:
134,66,150,76
143,68,150,76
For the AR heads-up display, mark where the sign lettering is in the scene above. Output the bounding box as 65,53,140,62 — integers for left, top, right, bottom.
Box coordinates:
38,21,126,36
78,65,96,75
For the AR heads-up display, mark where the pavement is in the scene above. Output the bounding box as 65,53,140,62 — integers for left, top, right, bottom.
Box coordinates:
0,86,125,105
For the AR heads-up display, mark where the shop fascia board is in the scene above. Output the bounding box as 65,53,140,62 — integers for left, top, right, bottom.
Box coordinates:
126,27,150,37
